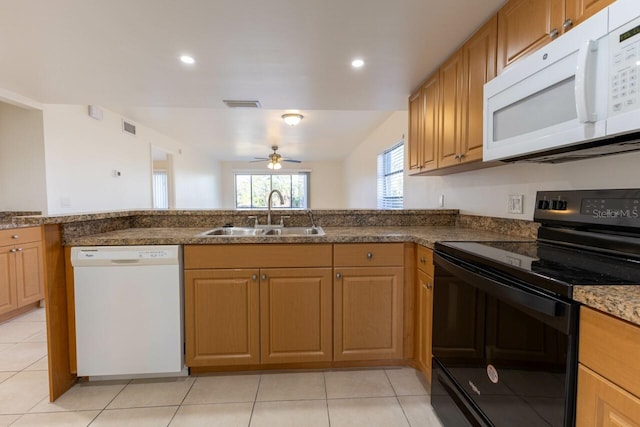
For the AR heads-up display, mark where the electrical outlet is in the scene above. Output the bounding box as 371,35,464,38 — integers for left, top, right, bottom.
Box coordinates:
508,194,524,214
439,194,445,208
60,197,71,208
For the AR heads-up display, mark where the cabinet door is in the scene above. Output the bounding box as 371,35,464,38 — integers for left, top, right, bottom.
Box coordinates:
565,0,614,30
334,266,404,361
408,89,423,174
184,269,260,366
421,74,439,171
415,269,433,383
576,365,640,426
438,50,464,168
497,0,564,73
461,16,497,163
0,247,18,316
15,241,44,307
260,268,332,364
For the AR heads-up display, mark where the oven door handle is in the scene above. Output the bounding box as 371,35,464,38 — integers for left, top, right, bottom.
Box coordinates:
435,253,562,318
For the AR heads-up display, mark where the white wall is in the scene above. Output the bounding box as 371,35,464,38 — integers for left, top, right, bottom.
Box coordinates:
344,110,640,219
0,102,47,211
344,111,423,209
219,160,345,209
42,105,221,214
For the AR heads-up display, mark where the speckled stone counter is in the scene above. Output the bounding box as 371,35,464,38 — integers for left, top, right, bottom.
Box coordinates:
0,211,42,230
0,223,35,230
65,226,532,247
574,286,640,327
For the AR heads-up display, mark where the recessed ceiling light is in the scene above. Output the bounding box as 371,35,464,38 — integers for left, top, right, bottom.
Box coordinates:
351,58,365,68
180,55,195,65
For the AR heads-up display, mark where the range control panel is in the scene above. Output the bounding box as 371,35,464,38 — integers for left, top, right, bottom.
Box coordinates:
534,189,640,229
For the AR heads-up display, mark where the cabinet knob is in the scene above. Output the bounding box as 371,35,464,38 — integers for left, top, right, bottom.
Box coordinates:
459,153,465,159
454,154,460,160
426,283,432,290
550,28,559,39
336,272,342,279
367,252,373,260
10,248,17,253
563,18,573,30
261,274,267,280
11,234,18,239
420,257,426,264
252,274,258,281
17,248,22,252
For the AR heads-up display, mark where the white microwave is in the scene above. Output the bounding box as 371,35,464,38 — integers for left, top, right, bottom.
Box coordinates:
484,0,640,163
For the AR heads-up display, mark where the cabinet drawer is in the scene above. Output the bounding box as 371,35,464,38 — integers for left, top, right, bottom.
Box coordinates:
579,307,640,398
577,365,640,426
184,244,332,269
0,227,41,247
333,243,404,267
416,245,434,276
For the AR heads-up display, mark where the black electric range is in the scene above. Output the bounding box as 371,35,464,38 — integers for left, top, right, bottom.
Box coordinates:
431,189,640,427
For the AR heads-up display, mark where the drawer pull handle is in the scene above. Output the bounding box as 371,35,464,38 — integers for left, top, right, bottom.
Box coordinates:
12,235,19,239
367,252,373,260
420,257,426,263
336,273,342,279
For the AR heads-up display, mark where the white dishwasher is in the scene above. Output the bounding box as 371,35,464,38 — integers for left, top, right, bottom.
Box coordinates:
71,245,185,379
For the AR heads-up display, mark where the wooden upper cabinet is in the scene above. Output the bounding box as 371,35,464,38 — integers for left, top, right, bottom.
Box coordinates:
564,0,614,30
408,89,423,173
497,0,564,74
408,73,439,174
438,50,464,169
462,16,498,163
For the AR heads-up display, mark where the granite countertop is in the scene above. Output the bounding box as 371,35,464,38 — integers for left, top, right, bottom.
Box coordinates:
0,223,36,230
65,225,532,248
574,286,640,326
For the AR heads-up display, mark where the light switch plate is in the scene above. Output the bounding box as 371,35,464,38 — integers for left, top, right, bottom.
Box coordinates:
508,194,524,214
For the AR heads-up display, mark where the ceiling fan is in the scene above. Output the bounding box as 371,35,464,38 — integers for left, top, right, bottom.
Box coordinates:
251,145,302,169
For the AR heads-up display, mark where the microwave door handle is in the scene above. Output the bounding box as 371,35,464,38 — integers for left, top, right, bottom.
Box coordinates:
575,39,597,123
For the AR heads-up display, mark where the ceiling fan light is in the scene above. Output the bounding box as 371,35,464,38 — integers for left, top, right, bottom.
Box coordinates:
282,113,303,126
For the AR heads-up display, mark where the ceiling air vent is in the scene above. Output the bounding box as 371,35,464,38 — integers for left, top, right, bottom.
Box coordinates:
122,120,136,136
223,100,262,109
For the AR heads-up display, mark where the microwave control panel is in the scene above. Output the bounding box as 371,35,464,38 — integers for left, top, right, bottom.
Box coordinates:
610,16,640,115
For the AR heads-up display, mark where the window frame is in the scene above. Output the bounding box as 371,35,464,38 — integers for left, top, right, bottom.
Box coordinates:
234,171,311,210
377,141,404,210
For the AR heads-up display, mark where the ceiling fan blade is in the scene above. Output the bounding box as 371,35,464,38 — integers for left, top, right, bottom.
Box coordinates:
283,159,302,163
249,158,269,162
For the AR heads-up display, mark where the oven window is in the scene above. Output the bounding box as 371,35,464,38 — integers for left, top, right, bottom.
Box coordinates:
432,274,569,426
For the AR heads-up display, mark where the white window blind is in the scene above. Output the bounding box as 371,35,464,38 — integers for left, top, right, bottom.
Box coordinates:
152,171,169,209
377,142,404,209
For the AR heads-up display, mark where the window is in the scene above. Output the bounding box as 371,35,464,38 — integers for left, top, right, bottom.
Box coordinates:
152,171,169,209
235,173,309,209
377,142,404,209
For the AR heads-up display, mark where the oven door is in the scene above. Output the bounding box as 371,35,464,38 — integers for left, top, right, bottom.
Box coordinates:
432,251,578,427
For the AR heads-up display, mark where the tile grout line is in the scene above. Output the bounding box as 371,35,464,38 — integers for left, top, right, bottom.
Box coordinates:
323,371,331,427
246,373,262,427
86,378,133,426
166,375,198,426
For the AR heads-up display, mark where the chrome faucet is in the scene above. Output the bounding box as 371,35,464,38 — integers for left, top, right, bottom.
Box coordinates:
267,189,284,226
307,210,317,228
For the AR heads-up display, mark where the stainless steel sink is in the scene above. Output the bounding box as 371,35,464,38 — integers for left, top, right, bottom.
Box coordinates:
196,227,265,237
263,227,325,236
196,226,324,237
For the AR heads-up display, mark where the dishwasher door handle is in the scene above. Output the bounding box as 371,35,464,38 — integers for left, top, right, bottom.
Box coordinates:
110,259,141,264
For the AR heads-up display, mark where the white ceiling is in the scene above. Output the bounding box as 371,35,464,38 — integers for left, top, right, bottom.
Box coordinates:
0,0,505,161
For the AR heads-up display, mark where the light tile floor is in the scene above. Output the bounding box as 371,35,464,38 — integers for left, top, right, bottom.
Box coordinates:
0,308,444,426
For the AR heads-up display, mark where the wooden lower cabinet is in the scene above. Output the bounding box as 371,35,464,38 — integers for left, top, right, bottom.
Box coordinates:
333,266,404,361
0,228,45,319
184,269,260,367
577,306,640,425
260,268,332,364
415,269,433,380
577,365,640,426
